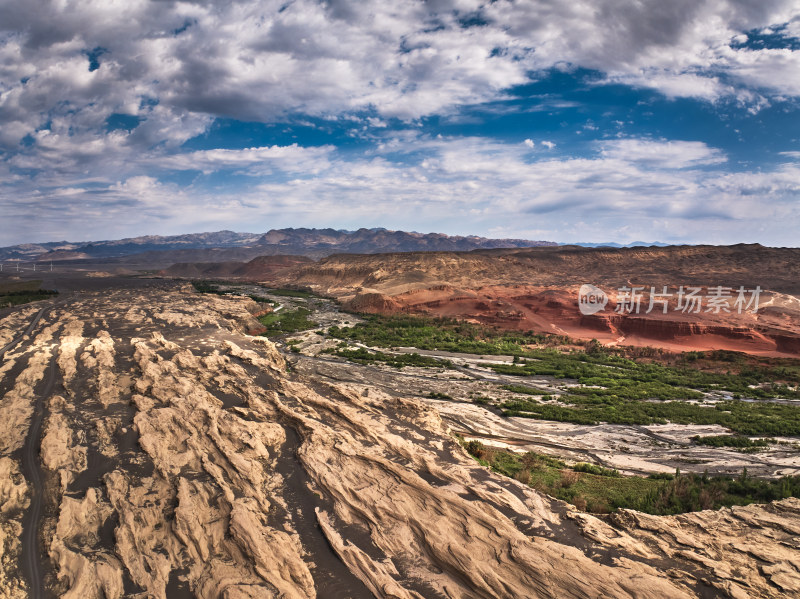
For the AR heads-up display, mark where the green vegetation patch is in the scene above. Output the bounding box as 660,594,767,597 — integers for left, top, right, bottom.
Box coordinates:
498,350,800,435
0,280,44,293
328,314,562,355
572,462,621,477
258,308,317,337
490,349,798,400
333,313,800,434
0,280,58,308
501,384,544,396
191,280,225,294
462,439,800,515
331,314,799,400
692,435,773,449
503,398,800,436
323,346,452,369
266,288,316,298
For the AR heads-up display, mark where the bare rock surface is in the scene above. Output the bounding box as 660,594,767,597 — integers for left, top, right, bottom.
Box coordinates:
0,311,59,597
40,396,87,489
0,457,28,599
0,286,799,598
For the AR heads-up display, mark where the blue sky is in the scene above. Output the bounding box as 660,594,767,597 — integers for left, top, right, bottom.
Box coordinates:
1,0,800,246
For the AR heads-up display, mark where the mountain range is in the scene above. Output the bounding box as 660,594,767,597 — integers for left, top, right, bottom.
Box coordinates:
0,228,556,262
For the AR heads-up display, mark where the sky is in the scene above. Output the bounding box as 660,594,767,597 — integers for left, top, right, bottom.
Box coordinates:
1,0,800,247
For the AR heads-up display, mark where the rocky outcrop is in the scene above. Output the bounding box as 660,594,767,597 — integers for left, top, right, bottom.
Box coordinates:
343,292,403,314
773,333,800,354
159,255,313,280
0,458,29,598
0,458,27,516
49,488,123,599
40,396,87,490
270,244,800,296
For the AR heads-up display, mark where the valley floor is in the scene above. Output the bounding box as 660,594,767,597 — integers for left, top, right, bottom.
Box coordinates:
0,279,799,597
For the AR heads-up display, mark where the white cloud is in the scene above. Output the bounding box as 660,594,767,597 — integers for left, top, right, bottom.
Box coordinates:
1,0,799,156
5,135,799,246
483,0,800,106
2,1,800,244
607,71,732,102
599,139,726,168
153,145,335,176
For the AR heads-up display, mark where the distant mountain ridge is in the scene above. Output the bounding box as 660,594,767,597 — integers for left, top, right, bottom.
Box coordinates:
566,241,671,248
0,228,557,262
250,227,557,256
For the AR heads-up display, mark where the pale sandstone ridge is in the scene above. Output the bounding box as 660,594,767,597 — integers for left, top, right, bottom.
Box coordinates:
0,287,798,598
0,457,28,599
81,330,121,407
0,316,59,598
0,306,38,351
49,488,124,599
610,500,800,596
40,395,87,489
0,458,27,516
0,344,54,454
57,318,84,392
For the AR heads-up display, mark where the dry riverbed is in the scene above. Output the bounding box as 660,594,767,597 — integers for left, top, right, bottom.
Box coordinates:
287,321,800,479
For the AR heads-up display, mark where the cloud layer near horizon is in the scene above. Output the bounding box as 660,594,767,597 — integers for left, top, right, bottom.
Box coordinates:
2,0,800,245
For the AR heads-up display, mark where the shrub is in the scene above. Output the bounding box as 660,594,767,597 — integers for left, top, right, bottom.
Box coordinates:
514,469,531,485
692,435,772,449
573,463,621,477
258,308,317,337
560,469,579,488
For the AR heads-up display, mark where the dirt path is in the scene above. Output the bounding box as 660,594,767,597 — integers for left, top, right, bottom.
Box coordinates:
20,355,56,599
0,306,46,357
1,304,58,599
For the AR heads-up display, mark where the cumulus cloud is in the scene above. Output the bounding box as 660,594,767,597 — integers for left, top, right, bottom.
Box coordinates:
484,0,800,104
1,0,799,152
4,134,800,245
1,1,798,158
153,145,335,176
0,0,531,148
2,1,800,244
599,139,727,168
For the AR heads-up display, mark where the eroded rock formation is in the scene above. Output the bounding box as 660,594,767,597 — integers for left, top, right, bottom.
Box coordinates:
262,246,800,356
0,285,798,597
